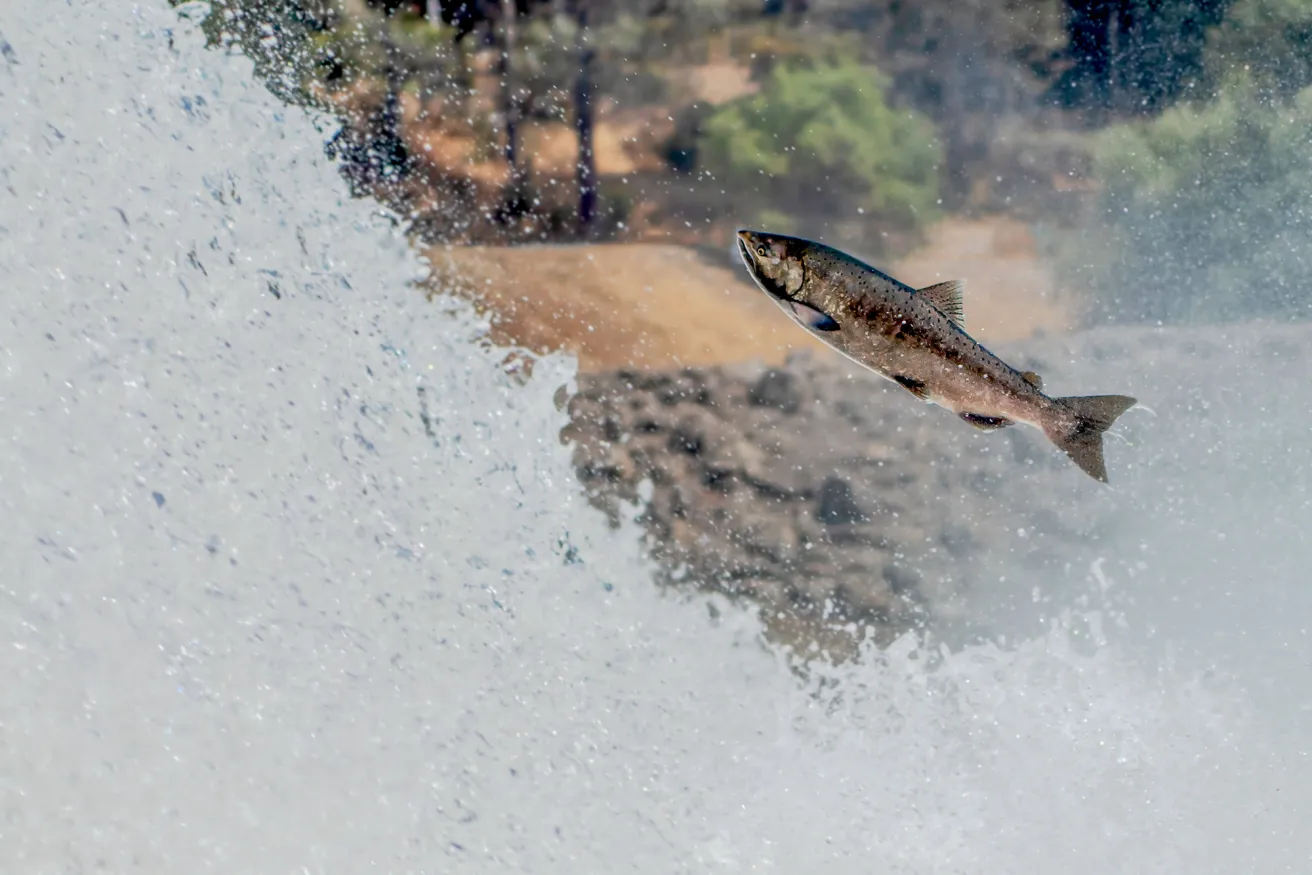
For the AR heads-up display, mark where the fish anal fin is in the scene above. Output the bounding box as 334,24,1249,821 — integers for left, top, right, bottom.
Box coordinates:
892,375,929,400
1021,370,1043,391
1047,394,1138,483
916,280,966,330
959,412,1013,431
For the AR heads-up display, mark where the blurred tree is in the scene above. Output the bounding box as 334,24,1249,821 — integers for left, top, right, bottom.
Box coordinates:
496,0,529,218
732,0,1067,208
569,0,599,236
325,27,411,191
180,0,337,106
369,0,511,41
369,0,676,235
697,60,942,238
1207,0,1312,100
1073,73,1312,323
760,0,807,22
554,0,745,235
1048,0,1233,115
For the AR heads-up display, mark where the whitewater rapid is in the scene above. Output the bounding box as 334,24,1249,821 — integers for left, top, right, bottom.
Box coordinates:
2,3,1310,872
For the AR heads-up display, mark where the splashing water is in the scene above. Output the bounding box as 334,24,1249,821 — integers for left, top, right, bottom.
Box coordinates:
1,3,1310,872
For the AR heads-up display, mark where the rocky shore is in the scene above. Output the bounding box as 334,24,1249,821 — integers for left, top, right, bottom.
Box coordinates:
560,320,1312,644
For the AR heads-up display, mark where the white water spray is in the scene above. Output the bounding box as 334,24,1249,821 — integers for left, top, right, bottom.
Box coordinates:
1,3,1309,872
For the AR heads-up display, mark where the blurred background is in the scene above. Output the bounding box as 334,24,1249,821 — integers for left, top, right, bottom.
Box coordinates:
195,0,1312,326
8,3,1312,866
184,0,1312,647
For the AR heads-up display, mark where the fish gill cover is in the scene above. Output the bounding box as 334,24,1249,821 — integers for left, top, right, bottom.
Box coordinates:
1,1,1311,872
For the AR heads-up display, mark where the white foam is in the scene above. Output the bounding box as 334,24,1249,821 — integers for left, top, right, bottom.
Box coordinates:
1,3,1308,872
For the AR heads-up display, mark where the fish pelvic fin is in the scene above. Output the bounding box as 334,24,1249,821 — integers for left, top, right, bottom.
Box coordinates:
916,280,966,330
960,412,1013,431
1047,394,1138,483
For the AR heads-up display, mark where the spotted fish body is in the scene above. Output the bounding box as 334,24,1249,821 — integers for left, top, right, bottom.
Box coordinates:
736,229,1137,482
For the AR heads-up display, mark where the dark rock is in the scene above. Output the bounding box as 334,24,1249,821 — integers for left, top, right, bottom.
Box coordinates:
882,563,922,596
561,321,1312,643
668,425,703,456
815,477,868,525
748,368,801,413
938,522,976,558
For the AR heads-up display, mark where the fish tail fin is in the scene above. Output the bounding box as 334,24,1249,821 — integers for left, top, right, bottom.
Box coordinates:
1046,394,1138,483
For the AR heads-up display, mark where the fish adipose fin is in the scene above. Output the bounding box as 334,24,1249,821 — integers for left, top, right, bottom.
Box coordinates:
916,280,966,330
1021,370,1043,390
1048,394,1138,483
959,412,1013,430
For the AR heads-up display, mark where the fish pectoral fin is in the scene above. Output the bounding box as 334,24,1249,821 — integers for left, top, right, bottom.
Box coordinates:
891,375,930,400
789,301,840,332
1021,370,1043,390
959,412,1013,430
916,280,966,330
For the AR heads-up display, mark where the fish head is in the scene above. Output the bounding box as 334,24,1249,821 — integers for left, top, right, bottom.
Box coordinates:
736,229,806,302
737,229,843,334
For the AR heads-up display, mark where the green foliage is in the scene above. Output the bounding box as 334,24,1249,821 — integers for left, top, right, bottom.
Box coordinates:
517,12,617,122
1078,73,1312,323
177,0,338,108
696,60,942,234
306,8,469,97
1207,0,1312,99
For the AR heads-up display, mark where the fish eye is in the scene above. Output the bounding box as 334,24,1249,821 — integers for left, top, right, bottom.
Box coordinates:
756,246,767,257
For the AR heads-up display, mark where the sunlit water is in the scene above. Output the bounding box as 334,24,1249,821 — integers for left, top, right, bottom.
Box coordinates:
2,2,1310,872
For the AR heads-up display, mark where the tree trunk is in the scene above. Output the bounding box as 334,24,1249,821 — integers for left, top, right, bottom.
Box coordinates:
1052,0,1113,112
499,0,521,181
377,31,410,183
573,3,597,237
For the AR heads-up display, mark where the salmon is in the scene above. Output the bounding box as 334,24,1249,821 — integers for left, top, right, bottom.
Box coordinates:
736,229,1137,482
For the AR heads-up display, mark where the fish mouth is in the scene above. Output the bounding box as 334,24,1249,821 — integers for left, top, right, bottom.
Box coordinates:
736,230,794,304
735,231,755,270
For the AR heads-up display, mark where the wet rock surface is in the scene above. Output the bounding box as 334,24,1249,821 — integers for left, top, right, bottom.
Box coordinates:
561,320,1312,641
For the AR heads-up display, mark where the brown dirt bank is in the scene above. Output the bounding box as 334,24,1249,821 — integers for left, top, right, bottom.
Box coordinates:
425,217,1073,373
425,242,830,371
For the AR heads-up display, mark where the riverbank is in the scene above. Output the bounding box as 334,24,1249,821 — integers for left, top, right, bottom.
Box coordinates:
425,216,1074,372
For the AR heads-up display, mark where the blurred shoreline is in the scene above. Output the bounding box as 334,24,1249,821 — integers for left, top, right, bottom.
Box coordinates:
197,0,1312,647
428,215,1075,373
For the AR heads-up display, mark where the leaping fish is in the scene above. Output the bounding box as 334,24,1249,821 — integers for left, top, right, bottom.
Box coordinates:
736,229,1137,483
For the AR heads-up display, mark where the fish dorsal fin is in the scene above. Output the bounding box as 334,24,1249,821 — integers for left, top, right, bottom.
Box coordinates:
1021,370,1043,391
916,280,966,330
